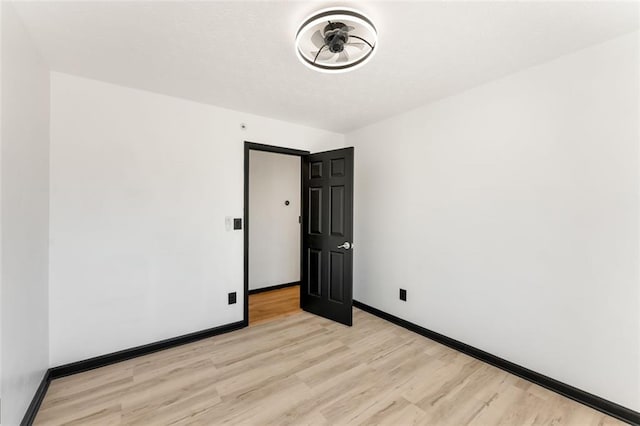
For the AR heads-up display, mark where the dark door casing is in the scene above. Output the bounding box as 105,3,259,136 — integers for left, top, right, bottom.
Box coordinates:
301,147,354,326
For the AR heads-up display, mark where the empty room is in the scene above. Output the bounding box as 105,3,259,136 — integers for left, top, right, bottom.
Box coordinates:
1,0,639,425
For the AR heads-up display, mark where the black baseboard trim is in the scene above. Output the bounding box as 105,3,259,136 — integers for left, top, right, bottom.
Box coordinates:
49,320,245,379
21,320,245,425
20,370,51,426
353,300,639,426
248,281,300,295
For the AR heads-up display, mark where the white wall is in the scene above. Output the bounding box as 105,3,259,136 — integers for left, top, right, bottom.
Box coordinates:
1,2,50,424
249,150,301,291
0,0,4,411
347,32,639,410
49,72,344,366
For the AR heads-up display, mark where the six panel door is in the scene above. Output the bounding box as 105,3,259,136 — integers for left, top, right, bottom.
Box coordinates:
301,147,354,326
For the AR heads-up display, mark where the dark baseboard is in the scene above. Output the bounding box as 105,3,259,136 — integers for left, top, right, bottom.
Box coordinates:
353,300,639,426
20,370,51,426
248,281,300,295
22,320,245,425
49,320,245,379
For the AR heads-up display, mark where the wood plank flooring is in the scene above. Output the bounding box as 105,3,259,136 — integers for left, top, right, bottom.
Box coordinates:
34,309,624,425
248,285,301,325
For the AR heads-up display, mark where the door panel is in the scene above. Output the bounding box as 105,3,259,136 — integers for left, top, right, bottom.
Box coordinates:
329,251,345,302
309,188,323,234
330,186,345,236
302,147,354,326
310,161,323,178
308,248,322,297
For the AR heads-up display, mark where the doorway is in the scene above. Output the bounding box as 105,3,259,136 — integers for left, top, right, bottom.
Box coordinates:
244,142,308,325
244,142,306,325
244,142,355,327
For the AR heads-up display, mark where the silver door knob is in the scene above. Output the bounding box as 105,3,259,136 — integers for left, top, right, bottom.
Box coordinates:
337,242,351,250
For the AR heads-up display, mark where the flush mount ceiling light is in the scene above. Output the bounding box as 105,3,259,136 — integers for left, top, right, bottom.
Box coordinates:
295,8,377,73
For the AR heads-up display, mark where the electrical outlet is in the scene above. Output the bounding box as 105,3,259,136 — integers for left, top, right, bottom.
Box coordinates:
228,292,237,305
225,216,233,231
399,288,407,301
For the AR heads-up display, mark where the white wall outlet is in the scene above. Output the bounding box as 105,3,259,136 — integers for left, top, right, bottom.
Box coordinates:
225,216,233,231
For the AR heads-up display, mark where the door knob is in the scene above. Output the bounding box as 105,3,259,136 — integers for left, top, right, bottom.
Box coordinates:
337,242,351,250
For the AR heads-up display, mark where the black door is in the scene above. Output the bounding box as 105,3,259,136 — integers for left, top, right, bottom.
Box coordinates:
302,147,354,326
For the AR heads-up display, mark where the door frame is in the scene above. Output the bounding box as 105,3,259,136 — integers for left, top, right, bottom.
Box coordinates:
243,141,310,326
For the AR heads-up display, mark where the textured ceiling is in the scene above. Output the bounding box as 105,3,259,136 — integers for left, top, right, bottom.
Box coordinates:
14,1,640,132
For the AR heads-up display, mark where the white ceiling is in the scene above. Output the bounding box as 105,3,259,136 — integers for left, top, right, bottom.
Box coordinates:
14,1,639,133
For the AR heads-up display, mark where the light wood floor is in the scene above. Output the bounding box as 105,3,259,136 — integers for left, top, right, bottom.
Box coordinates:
248,285,301,325
34,309,623,425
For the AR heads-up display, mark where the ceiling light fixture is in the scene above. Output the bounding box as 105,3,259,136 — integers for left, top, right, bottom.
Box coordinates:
295,7,377,73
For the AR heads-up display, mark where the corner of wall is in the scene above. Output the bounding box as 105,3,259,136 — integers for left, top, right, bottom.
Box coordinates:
1,1,51,423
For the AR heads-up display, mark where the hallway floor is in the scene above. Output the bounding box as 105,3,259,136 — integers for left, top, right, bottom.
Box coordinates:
248,285,301,325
